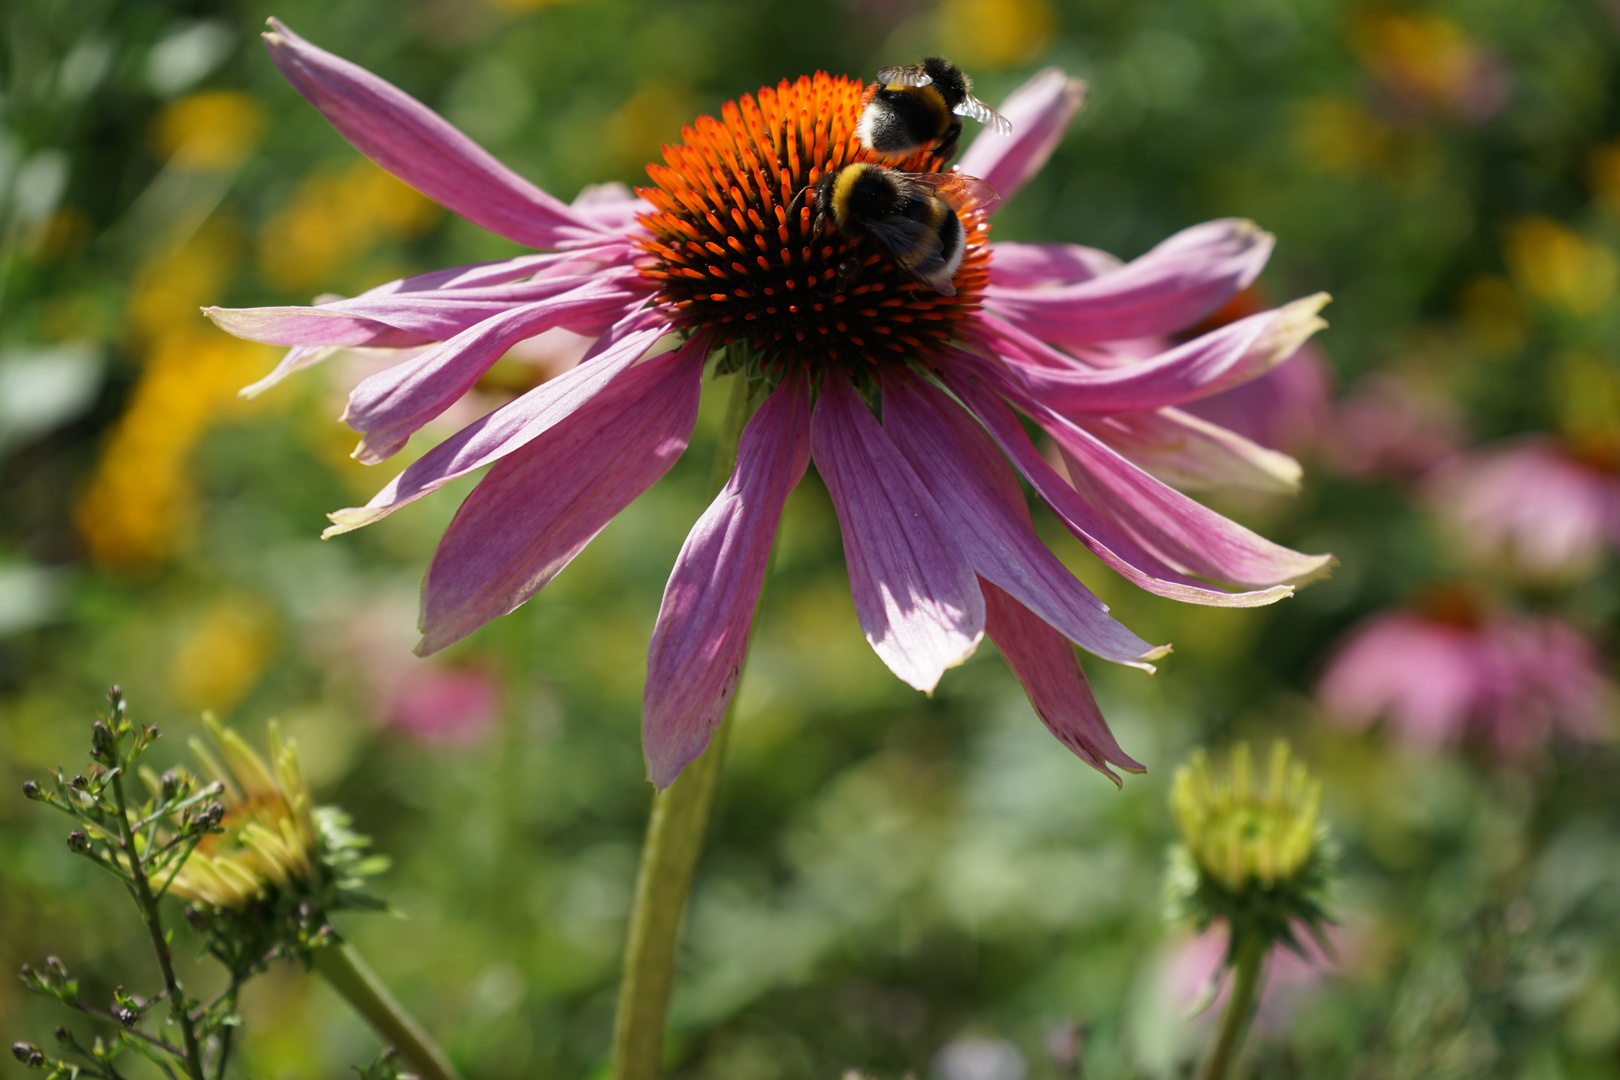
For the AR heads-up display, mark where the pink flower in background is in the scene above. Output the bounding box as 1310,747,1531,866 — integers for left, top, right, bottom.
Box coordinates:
1164,921,1340,1034
1317,594,1610,758
1321,372,1469,479
210,21,1333,787
1425,437,1620,579
339,593,502,743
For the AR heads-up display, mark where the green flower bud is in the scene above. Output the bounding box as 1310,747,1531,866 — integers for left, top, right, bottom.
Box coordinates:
1164,741,1336,965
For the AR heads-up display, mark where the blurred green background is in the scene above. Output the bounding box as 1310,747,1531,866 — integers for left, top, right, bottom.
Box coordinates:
3,0,1619,1077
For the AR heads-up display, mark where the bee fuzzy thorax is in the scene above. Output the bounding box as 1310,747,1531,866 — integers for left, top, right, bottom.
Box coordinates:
636,73,992,379
859,56,1012,161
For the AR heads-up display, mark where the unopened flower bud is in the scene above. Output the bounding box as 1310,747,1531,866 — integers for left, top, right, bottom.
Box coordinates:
1165,741,1336,965
18,964,35,980
66,831,90,853
113,1005,137,1027
21,781,40,800
90,721,116,762
160,770,181,801
52,1028,69,1046
12,1042,44,1067
68,775,87,789
45,957,66,978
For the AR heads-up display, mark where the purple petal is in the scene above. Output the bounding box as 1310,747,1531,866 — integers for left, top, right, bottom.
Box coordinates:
417,339,704,654
982,579,1145,784
943,362,1302,607
643,373,812,788
1078,408,1303,495
571,182,654,233
977,294,1329,414
345,276,656,464
323,311,674,536
882,372,1166,670
208,273,630,347
957,69,1088,209
981,362,1334,588
984,218,1276,344
263,19,603,249
811,373,985,691
241,345,342,400
989,241,1121,289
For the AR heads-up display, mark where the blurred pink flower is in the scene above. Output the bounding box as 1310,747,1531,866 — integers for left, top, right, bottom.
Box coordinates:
1320,372,1469,479
338,592,502,743
1317,597,1610,757
210,22,1332,787
1164,920,1339,1034
1425,437,1620,579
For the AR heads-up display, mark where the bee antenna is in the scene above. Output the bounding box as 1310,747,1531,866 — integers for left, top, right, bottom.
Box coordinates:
785,183,810,217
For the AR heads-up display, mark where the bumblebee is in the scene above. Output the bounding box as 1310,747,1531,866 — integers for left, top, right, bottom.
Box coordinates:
812,163,998,296
858,57,1012,162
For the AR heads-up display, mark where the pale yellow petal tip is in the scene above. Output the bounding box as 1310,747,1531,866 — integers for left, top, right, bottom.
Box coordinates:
321,507,381,539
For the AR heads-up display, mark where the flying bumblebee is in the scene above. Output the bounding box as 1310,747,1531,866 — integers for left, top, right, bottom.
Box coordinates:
812,163,999,296
858,57,1013,162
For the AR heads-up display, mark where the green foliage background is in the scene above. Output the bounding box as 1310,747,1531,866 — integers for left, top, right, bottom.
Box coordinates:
3,0,1618,1077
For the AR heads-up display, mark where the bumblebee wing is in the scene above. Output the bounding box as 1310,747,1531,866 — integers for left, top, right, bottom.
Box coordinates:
864,214,939,264
904,173,1001,216
877,65,932,87
953,93,1013,134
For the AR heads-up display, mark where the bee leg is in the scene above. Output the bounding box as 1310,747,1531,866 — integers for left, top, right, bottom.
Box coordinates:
935,119,963,163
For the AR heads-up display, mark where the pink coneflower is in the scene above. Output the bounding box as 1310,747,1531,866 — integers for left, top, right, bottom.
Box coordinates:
1320,371,1468,480
210,22,1333,788
1425,436,1620,579
1317,589,1611,758
1175,286,1334,464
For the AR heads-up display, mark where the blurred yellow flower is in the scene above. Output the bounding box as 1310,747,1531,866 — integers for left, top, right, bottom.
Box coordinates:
75,328,271,568
1171,742,1321,893
939,0,1055,70
1506,217,1618,315
153,91,266,172
169,598,281,712
168,716,318,909
1293,97,1389,175
606,84,692,174
257,159,438,293
1457,275,1527,355
127,220,243,343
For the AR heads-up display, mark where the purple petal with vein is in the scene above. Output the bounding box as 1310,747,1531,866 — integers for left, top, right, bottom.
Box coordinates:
811,373,985,691
978,294,1329,414
241,345,343,400
985,218,1276,344
882,373,1166,670
957,68,1088,209
418,340,704,655
209,273,636,347
1079,407,1303,495
944,364,1300,607
345,278,656,463
263,19,603,249
982,580,1145,784
982,364,1334,588
324,312,673,536
989,241,1121,289
643,373,812,788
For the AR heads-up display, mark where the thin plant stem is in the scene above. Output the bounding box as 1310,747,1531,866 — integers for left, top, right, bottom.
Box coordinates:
110,769,206,1080
313,942,465,1080
1199,937,1267,1080
609,372,761,1080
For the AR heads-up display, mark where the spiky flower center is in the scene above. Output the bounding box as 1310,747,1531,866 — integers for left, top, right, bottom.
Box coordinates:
1171,742,1322,892
636,73,991,378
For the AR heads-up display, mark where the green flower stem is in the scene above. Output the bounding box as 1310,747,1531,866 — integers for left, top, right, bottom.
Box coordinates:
314,942,465,1080
110,768,206,1080
610,372,759,1080
1199,938,1266,1080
